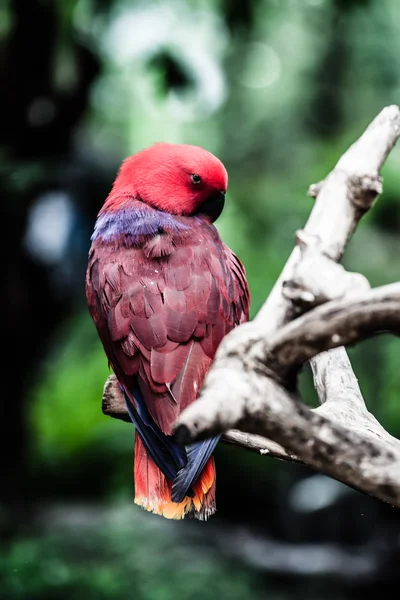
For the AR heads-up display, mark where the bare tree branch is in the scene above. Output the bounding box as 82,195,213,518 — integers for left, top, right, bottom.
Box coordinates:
253,105,400,333
102,373,300,463
102,366,400,506
101,105,400,507
269,283,400,371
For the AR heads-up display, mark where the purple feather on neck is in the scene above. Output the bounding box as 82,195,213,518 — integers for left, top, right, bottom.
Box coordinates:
91,202,190,245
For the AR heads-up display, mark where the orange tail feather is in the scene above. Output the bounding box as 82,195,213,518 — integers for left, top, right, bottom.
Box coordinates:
133,434,216,520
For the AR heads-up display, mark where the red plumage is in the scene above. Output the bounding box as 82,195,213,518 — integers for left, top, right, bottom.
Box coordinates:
102,142,228,215
86,143,250,519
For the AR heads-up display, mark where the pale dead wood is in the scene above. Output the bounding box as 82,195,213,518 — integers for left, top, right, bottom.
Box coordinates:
101,106,400,507
269,283,400,370
102,373,299,463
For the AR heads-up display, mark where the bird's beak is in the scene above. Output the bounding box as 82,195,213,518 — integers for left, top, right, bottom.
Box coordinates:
196,191,225,222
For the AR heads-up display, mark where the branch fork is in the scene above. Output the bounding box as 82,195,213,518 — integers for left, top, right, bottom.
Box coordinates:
102,106,400,507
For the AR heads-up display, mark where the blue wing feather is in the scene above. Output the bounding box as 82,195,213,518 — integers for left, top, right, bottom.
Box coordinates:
171,435,221,503
123,385,187,477
123,385,219,502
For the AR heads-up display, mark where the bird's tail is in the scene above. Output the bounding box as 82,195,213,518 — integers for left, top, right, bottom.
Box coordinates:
133,433,216,520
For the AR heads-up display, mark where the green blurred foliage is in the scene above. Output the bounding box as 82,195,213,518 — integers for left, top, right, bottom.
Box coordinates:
31,315,110,460
0,506,264,599
5,0,400,595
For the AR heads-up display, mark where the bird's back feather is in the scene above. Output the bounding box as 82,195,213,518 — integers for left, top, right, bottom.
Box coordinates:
86,200,250,519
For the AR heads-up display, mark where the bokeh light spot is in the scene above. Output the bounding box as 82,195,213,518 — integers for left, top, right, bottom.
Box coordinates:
237,43,281,89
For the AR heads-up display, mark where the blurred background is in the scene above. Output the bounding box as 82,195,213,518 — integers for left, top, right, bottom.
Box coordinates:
2,0,400,598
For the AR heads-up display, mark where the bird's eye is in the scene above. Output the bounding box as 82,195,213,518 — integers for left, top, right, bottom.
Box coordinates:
191,174,202,184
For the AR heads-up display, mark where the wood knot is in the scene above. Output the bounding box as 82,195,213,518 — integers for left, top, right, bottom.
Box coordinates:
348,174,383,210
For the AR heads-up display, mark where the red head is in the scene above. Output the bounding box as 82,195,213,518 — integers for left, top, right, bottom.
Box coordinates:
102,143,228,221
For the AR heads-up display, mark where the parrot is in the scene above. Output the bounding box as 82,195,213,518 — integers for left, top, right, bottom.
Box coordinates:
85,142,250,520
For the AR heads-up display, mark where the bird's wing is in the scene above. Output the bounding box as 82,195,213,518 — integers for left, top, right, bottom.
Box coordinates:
86,227,250,488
